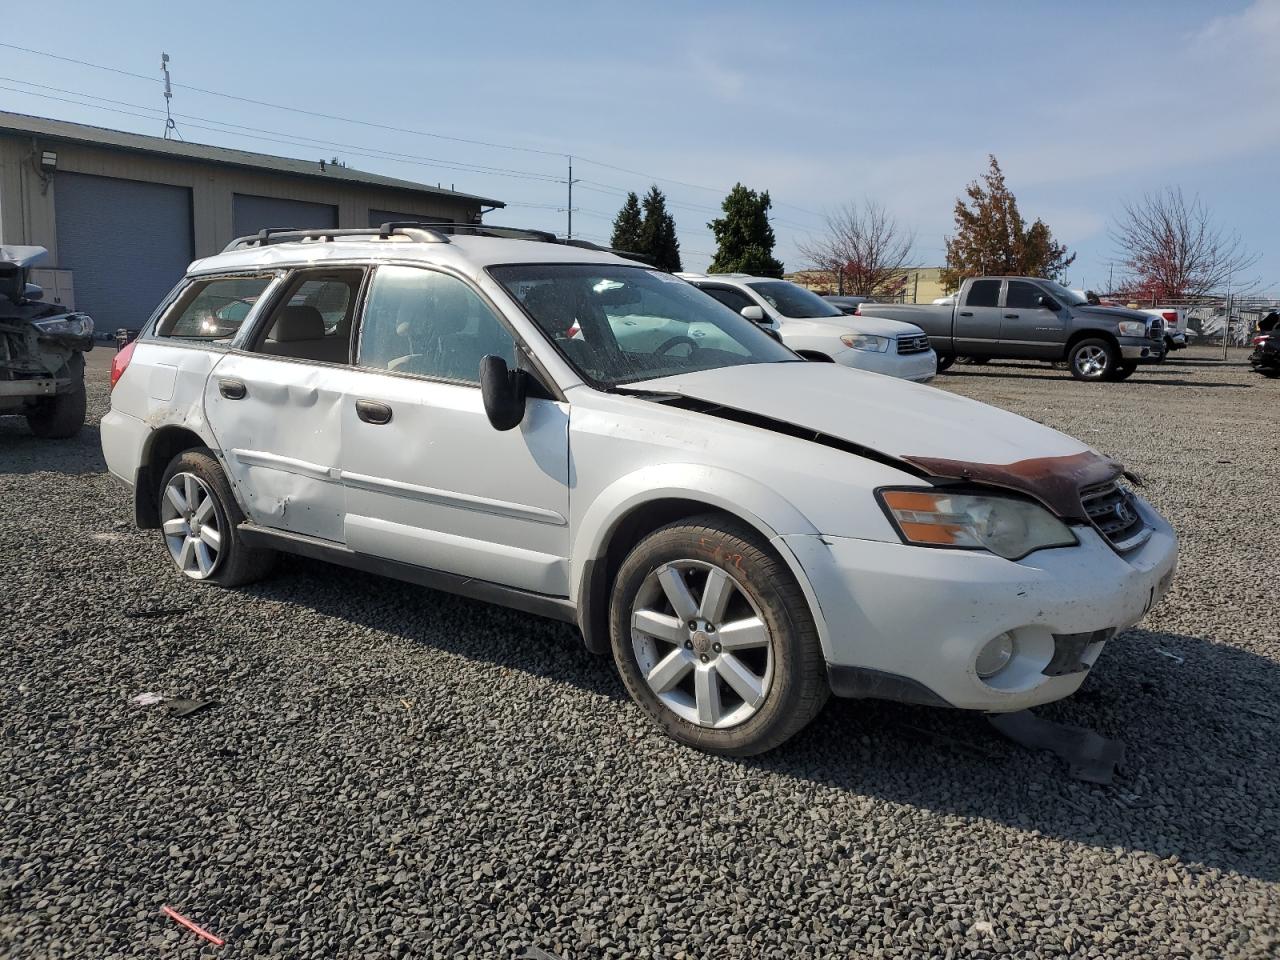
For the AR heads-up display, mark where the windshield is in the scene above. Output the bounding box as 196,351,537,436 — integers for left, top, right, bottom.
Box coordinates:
490,264,797,388
746,280,844,318
1038,279,1088,307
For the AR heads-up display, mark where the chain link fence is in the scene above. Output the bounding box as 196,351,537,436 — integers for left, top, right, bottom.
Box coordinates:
1111,295,1279,352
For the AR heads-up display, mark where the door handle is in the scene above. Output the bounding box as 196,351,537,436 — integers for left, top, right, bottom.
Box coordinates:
959,311,973,317
1004,313,1019,319
218,378,247,400
355,399,393,425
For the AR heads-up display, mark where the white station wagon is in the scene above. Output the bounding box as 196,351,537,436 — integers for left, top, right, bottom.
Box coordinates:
102,223,1178,755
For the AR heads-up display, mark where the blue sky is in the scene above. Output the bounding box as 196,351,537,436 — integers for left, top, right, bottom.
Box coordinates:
4,0,1278,291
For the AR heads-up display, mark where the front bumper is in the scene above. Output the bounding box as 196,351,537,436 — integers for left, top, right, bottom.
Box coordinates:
778,495,1178,712
1119,337,1166,363
834,346,937,382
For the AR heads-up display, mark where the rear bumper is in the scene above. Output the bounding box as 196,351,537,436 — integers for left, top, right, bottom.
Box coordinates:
100,407,149,486
778,495,1178,712
0,378,56,398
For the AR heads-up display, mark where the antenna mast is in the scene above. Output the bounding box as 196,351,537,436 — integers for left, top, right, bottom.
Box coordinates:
161,53,183,140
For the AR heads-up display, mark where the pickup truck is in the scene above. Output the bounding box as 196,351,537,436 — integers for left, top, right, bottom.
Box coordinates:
856,277,1166,381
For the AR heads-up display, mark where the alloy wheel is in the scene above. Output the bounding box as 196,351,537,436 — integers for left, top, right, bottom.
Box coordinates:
1074,345,1109,378
630,560,774,729
160,472,223,579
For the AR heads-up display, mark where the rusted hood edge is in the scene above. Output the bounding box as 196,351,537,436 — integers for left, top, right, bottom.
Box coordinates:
902,450,1125,522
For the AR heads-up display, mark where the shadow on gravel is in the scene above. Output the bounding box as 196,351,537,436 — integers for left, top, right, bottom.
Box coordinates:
0,421,107,475
745,626,1280,883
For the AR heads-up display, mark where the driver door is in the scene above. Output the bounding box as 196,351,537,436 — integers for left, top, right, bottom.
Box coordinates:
998,280,1068,359
338,264,571,595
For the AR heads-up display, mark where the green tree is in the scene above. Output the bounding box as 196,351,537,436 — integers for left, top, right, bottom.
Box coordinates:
610,191,644,252
708,183,784,277
940,155,1074,291
639,185,683,273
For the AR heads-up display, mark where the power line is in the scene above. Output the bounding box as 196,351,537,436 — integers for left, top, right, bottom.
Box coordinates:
0,40,827,222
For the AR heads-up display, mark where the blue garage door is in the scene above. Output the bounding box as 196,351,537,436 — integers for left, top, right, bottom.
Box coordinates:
55,172,194,332
233,194,337,238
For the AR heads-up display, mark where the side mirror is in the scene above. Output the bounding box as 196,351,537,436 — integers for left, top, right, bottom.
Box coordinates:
23,282,44,301
740,305,766,323
1037,295,1060,311
479,355,527,431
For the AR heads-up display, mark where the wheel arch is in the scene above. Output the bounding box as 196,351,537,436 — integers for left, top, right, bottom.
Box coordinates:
572,465,823,655
134,425,218,528
1065,328,1120,357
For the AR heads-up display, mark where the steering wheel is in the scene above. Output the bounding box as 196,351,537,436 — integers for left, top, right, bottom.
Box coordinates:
652,335,699,357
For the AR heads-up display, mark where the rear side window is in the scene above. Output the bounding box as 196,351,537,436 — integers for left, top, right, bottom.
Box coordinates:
964,279,1001,308
701,285,756,314
157,276,273,339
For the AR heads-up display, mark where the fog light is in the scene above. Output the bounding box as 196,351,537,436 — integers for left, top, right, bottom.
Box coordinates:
976,632,1016,678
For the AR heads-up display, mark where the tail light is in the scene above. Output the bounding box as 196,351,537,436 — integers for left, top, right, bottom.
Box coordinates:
110,340,136,390
1254,335,1270,347
1161,311,1178,324
854,304,863,315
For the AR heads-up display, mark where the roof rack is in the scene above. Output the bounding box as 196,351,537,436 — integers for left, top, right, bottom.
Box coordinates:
222,220,656,266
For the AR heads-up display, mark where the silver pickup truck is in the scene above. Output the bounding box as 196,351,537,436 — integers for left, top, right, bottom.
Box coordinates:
858,276,1166,382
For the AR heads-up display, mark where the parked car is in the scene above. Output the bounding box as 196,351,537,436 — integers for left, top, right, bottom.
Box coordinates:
0,244,94,437
859,277,1166,381
101,223,1178,755
1137,307,1188,352
678,273,936,382
1249,311,1279,377
822,295,872,315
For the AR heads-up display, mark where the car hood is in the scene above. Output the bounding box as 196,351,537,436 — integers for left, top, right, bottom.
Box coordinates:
629,360,1089,465
1074,304,1154,324
780,314,926,338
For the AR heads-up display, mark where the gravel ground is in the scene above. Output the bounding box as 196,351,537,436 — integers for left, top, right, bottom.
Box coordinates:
2,346,1277,959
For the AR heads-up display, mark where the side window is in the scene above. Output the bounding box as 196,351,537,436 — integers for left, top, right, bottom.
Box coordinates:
964,279,1001,308
253,270,363,364
357,265,517,383
156,276,273,340
702,285,754,314
1005,281,1043,310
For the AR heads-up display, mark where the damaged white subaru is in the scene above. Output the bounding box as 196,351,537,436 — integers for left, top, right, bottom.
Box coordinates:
102,224,1178,755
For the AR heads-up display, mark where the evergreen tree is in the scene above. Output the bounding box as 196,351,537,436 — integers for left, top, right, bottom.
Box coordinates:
941,155,1074,291
610,192,644,252
639,186,682,272
707,183,784,277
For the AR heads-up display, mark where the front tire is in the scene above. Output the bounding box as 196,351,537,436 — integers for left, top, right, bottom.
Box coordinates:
609,515,828,756
1110,361,1138,381
1068,338,1118,381
26,355,86,439
935,354,956,372
158,448,275,586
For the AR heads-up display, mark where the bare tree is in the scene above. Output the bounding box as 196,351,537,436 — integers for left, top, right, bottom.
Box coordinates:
798,200,916,297
1110,187,1258,299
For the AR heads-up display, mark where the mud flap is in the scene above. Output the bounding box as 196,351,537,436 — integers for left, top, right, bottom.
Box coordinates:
987,709,1125,784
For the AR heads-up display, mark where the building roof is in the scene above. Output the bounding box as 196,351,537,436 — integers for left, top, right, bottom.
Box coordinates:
0,110,504,208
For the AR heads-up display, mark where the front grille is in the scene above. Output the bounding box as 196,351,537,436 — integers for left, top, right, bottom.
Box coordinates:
1080,480,1150,552
896,334,931,355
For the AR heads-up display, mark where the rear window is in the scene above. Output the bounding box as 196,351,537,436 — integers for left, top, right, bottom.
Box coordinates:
157,276,274,339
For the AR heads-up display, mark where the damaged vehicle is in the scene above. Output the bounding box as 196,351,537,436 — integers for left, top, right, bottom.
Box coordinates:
101,223,1178,755
1249,311,1279,378
1,245,93,438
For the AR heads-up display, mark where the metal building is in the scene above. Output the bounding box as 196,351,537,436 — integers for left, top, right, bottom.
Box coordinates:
0,111,503,331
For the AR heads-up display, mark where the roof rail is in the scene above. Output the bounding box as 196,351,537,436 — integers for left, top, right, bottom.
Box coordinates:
222,224,450,252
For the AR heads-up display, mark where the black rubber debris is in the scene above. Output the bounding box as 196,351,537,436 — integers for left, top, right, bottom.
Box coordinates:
987,709,1126,784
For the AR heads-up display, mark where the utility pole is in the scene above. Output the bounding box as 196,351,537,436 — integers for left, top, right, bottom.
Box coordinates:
566,155,578,239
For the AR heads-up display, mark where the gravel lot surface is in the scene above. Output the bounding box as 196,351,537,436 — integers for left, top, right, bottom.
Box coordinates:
3,346,1277,958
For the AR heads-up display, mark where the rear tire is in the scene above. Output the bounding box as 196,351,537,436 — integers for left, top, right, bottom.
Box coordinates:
26,355,86,439
1068,338,1118,382
158,448,275,587
609,514,828,756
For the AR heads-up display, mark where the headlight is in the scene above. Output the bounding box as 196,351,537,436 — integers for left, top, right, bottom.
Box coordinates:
33,313,94,338
840,333,890,352
877,488,1078,560
1117,321,1147,337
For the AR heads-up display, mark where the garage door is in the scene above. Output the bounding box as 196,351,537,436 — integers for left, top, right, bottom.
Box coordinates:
368,209,454,227
54,172,194,333
234,194,337,238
